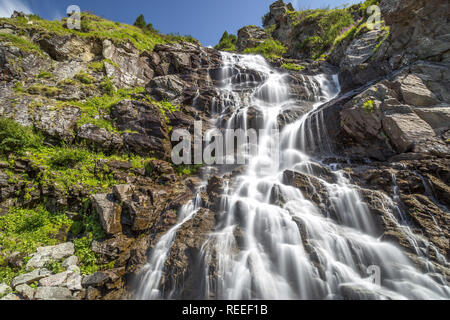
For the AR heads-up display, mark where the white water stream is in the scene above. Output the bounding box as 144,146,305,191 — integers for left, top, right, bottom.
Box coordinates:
137,52,449,300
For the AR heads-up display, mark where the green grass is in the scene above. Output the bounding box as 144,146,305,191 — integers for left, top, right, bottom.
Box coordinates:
243,39,287,60
0,13,198,54
74,71,95,85
68,86,145,133
26,84,61,97
282,63,305,71
37,71,54,79
0,33,45,56
0,118,43,155
174,164,202,176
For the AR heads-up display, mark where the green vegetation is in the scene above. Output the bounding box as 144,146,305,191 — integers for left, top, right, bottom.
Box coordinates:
0,205,73,284
74,71,95,85
214,31,237,52
282,63,305,71
133,14,158,34
37,71,54,79
0,12,197,53
243,39,287,60
373,25,390,55
0,33,44,56
26,84,61,97
362,99,375,112
0,118,43,155
70,86,145,132
88,59,120,73
174,164,202,176
294,8,354,59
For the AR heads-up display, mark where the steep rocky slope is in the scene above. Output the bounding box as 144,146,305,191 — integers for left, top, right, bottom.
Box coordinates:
0,0,448,300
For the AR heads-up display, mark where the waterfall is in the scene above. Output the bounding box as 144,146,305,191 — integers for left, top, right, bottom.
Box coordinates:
136,52,450,300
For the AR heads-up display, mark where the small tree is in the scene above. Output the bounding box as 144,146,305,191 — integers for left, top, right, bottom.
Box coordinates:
134,14,146,28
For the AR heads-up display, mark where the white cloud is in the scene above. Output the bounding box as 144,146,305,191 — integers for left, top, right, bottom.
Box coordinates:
0,0,32,18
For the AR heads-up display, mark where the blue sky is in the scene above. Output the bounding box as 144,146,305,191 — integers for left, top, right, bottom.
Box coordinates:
0,0,361,46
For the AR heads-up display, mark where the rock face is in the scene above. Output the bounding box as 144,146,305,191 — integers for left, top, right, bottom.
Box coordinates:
236,26,270,52
0,1,449,301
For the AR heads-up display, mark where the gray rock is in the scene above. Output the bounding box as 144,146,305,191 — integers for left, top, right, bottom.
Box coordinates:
15,284,35,300
35,286,75,300
399,74,439,107
39,271,69,287
11,269,50,288
81,272,110,288
0,283,11,296
66,273,83,291
102,39,154,88
236,26,269,52
77,123,123,151
26,243,75,271
62,255,79,269
0,293,21,300
91,193,122,235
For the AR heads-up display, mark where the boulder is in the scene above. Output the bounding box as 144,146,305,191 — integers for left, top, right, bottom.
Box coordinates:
91,193,122,235
39,271,70,287
236,26,270,52
61,256,79,269
35,286,75,300
26,243,75,271
15,284,35,300
81,272,110,288
77,124,123,151
11,269,51,288
111,100,171,159
0,283,11,296
102,39,154,88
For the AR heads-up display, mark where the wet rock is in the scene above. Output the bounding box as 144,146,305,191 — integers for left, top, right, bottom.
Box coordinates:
111,100,171,159
91,193,122,235
81,272,110,288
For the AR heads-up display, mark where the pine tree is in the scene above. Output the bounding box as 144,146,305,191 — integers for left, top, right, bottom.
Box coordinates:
133,14,146,28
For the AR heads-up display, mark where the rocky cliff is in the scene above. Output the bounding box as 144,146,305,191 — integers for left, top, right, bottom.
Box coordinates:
0,0,449,300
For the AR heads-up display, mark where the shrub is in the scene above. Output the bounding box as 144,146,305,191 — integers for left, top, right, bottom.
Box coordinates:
243,39,287,60
49,148,90,168
362,100,375,112
27,84,61,97
0,118,43,155
282,63,305,71
74,71,95,84
37,71,54,79
99,76,116,95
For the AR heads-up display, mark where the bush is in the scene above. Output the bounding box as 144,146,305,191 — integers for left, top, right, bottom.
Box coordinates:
243,39,287,60
282,63,305,71
0,118,43,155
74,71,95,84
49,148,90,168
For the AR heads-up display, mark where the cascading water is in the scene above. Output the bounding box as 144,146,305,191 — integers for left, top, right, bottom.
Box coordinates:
137,52,450,300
